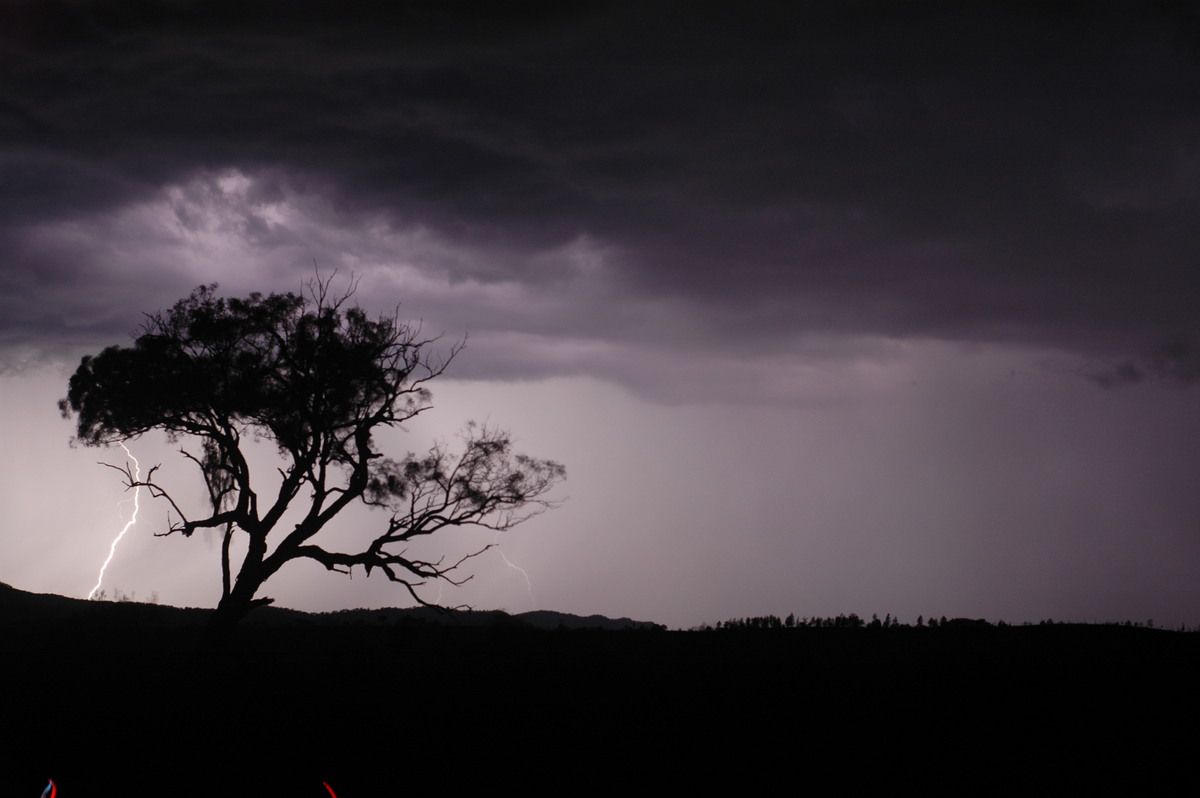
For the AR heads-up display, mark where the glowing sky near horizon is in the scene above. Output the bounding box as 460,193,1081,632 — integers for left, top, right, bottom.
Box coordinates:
2,2,1200,628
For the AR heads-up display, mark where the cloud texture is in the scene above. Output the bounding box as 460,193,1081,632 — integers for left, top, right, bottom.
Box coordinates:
3,1,1198,381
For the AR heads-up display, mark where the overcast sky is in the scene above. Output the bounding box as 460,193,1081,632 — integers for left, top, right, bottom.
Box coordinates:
2,1,1199,628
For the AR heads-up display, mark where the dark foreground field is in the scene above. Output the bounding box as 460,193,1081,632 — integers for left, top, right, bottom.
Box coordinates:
3,591,1198,796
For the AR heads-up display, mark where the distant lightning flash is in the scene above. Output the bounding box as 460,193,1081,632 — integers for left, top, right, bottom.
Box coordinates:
495,531,535,609
425,536,534,609
87,443,141,600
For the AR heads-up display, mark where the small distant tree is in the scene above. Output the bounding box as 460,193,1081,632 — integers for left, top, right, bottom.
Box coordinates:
60,280,565,632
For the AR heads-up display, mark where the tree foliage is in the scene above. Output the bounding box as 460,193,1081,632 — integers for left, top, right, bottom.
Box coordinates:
61,280,565,629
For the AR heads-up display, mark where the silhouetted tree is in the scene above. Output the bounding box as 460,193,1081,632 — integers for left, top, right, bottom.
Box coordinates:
61,280,565,632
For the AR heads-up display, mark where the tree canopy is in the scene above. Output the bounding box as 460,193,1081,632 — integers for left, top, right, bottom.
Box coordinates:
61,280,565,630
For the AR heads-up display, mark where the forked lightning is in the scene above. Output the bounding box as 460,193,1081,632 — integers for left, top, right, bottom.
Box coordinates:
87,443,141,600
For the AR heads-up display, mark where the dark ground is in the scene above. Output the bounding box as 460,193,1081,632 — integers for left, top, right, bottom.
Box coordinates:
2,600,1198,796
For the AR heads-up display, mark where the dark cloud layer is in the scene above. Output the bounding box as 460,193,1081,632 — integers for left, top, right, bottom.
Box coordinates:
2,1,1199,371
1088,331,1200,387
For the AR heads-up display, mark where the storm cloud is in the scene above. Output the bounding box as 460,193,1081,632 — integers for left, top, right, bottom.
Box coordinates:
3,1,1199,383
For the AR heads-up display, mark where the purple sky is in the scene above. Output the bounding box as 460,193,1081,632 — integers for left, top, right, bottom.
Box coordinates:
2,1,1199,628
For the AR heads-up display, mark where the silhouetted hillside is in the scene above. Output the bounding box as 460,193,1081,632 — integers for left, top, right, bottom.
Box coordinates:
3,583,1198,796
0,581,662,631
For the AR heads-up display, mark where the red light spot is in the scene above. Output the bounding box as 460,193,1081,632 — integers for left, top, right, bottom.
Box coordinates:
323,781,338,798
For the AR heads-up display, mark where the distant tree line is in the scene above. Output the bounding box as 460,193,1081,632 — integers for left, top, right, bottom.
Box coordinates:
692,614,1198,633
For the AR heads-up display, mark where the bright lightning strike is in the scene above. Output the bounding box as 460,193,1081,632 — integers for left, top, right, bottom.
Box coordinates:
87,443,141,600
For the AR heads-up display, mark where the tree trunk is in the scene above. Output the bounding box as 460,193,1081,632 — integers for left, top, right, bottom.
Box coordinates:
221,521,234,601
204,573,273,644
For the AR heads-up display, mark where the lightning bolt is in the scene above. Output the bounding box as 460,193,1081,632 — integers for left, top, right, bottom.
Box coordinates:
494,531,535,609
426,535,536,609
87,443,141,600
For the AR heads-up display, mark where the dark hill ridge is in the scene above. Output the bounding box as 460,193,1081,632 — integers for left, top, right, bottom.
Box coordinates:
313,605,664,630
0,580,213,625
0,581,662,630
2,581,1199,795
